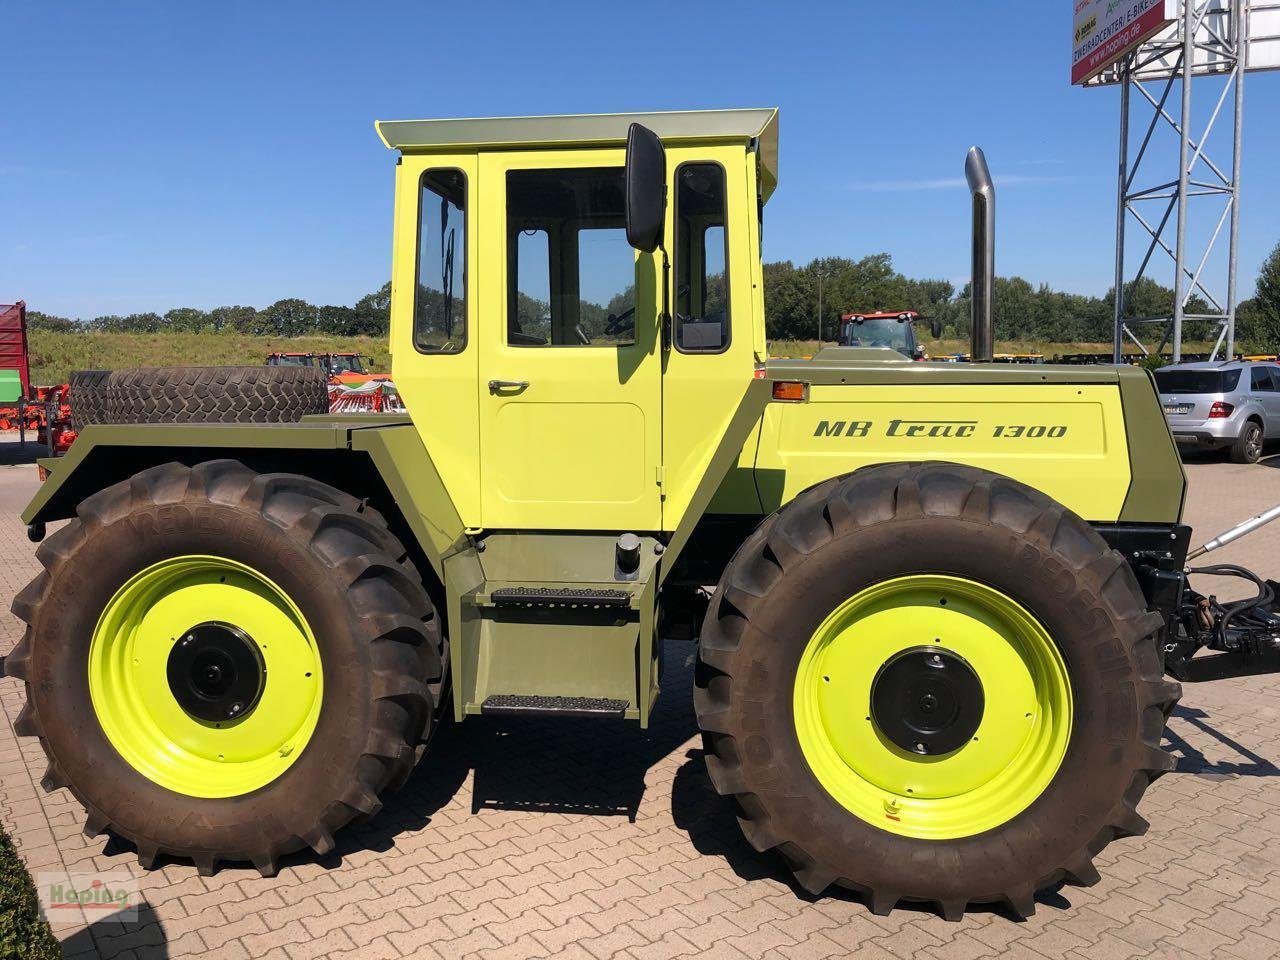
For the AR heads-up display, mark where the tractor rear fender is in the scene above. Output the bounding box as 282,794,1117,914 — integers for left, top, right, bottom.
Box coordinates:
23,418,469,592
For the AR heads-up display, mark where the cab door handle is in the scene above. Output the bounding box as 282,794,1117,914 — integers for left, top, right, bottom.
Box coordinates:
488,379,530,394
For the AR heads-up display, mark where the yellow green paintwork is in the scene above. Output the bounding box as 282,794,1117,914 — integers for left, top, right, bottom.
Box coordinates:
89,556,322,798
792,575,1072,839
756,382,1131,521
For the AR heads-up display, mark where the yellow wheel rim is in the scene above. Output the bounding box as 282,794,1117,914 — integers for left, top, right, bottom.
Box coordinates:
88,556,323,798
793,574,1072,840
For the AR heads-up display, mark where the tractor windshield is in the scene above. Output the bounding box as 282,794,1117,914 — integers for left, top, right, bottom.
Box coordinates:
841,318,914,357
326,355,365,375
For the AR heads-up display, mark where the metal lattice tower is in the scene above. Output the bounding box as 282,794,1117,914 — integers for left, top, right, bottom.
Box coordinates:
1106,0,1252,362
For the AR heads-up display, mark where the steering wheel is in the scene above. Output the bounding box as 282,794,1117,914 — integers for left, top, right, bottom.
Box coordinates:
603,284,694,338
604,306,636,337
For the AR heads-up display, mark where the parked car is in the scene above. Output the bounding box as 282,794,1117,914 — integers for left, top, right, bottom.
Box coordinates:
1154,360,1280,463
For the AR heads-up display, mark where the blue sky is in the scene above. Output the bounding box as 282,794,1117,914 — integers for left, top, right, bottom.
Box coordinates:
2,1,1277,320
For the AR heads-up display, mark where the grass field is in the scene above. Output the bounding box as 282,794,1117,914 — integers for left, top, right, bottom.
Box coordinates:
24,331,1230,385
27,331,392,386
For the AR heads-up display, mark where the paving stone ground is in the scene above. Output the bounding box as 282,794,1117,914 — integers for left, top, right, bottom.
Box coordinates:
4,440,1280,960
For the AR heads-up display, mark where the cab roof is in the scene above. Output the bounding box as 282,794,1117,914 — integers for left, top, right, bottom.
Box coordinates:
375,108,780,198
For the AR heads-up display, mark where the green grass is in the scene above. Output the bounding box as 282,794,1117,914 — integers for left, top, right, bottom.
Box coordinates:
24,331,1236,385
0,825,59,959
27,331,391,386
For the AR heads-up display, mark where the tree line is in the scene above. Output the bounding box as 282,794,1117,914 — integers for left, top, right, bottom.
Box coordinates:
763,243,1280,348
26,241,1280,348
29,284,393,337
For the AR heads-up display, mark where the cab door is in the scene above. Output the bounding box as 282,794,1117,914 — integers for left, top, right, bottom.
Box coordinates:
660,147,762,531
477,149,663,531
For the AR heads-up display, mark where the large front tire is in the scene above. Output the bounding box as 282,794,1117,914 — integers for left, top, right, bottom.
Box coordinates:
7,461,444,876
695,462,1179,919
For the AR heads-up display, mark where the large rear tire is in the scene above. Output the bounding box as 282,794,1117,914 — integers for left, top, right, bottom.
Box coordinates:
695,462,1179,919
7,461,444,876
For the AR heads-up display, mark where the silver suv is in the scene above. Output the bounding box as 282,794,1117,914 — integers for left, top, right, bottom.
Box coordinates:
1155,360,1280,464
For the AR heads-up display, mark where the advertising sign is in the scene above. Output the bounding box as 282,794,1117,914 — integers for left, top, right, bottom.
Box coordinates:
1073,0,1177,84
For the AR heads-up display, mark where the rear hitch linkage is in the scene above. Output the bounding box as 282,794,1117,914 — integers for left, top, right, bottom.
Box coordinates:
1114,505,1280,683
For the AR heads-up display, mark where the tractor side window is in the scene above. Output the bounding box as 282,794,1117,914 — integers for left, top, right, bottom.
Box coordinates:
511,229,552,345
415,169,467,354
674,162,730,353
506,168,636,347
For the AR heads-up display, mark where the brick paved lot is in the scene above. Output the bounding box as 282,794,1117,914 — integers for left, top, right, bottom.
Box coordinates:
4,442,1280,960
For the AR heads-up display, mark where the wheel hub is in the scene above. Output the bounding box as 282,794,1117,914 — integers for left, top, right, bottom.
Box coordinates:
166,622,266,723
870,646,984,755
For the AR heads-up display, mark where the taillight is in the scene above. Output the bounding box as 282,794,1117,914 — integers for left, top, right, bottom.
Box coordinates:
1209,401,1234,418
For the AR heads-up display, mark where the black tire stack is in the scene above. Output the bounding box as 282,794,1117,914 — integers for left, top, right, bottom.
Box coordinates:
68,370,111,431
68,366,330,427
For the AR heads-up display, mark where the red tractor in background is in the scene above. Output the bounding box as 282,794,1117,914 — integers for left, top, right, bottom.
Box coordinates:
838,310,941,360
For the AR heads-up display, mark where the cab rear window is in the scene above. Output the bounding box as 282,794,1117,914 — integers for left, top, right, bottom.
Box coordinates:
1154,369,1240,394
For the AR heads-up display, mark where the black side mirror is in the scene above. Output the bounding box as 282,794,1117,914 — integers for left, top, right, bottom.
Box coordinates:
930,317,943,338
625,123,666,252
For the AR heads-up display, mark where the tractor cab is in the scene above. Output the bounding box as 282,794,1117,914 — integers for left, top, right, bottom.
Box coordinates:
319,353,368,376
838,311,930,360
377,109,776,533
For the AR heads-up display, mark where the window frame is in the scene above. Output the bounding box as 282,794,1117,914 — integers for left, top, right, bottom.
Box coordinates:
672,160,732,356
504,167,637,349
413,167,469,355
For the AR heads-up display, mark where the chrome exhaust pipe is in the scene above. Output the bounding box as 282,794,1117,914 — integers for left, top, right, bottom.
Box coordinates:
965,147,995,363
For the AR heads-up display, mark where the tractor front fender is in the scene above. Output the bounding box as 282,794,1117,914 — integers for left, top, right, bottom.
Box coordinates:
23,418,469,582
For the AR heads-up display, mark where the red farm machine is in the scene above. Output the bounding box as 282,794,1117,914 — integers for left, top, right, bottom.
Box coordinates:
0,302,73,453
265,350,404,413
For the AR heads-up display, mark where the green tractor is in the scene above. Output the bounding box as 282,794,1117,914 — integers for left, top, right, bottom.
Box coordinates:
10,110,1278,919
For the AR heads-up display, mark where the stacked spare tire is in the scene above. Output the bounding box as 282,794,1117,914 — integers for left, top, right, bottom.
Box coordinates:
69,366,331,429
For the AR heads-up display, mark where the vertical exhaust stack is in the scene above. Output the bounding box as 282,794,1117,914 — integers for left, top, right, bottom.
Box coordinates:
965,147,995,363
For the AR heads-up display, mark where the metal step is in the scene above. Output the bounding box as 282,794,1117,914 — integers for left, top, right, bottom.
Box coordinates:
480,694,629,719
489,586,630,609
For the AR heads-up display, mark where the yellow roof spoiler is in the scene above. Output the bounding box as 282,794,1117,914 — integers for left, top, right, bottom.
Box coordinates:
375,107,780,199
